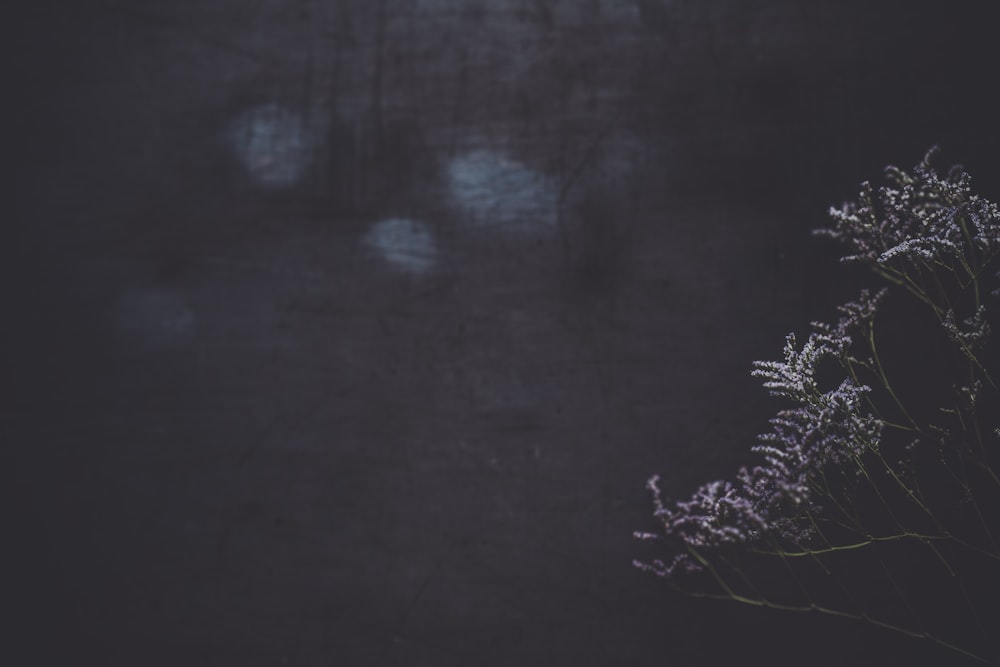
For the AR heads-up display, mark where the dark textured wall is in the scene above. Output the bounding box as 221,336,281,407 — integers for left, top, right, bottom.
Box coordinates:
8,1,1000,665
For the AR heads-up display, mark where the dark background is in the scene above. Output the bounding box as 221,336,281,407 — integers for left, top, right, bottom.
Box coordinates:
7,1,1000,665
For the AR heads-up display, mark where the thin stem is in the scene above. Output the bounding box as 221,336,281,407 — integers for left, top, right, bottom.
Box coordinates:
750,531,948,558
683,589,991,663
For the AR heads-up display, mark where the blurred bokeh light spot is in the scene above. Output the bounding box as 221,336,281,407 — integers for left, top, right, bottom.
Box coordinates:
446,149,557,233
364,217,438,274
226,103,311,188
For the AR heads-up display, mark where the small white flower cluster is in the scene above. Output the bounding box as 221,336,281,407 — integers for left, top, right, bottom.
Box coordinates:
942,305,991,349
815,147,1000,269
751,289,885,400
635,292,885,577
751,333,828,401
637,149,999,641
957,379,983,410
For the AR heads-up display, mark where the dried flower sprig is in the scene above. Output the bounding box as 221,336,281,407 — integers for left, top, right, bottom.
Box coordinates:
636,148,1000,664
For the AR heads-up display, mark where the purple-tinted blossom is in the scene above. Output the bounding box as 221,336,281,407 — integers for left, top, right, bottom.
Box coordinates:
878,237,959,263
751,291,885,402
942,305,991,349
751,333,827,401
811,288,887,356
815,146,1000,269
756,379,880,466
965,196,1000,255
663,478,766,548
638,148,998,588
736,378,880,541
819,180,880,264
636,303,884,577
632,553,702,578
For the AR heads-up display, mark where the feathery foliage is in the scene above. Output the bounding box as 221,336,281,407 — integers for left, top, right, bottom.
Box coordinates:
636,148,1000,663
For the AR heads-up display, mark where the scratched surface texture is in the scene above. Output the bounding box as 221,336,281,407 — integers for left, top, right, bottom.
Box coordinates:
8,1,1000,666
